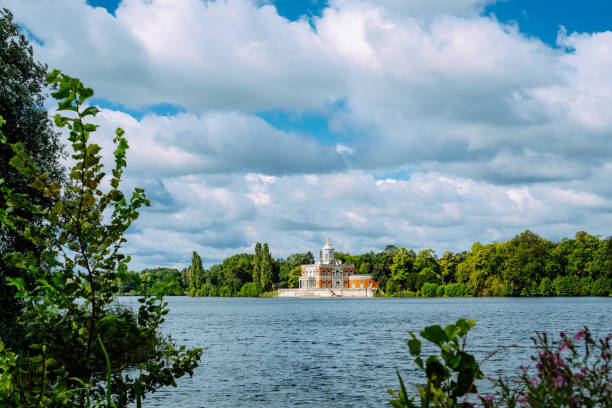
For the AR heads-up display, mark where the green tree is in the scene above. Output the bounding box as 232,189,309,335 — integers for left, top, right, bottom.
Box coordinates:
501,230,553,296
359,261,372,275
260,243,273,291
187,251,204,292
567,231,600,277
221,253,254,293
288,265,302,288
439,251,463,284
0,72,201,406
387,248,416,294
279,252,313,288
253,242,262,288
0,9,65,349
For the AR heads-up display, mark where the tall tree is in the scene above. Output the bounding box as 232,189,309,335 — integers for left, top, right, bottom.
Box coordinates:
260,243,273,291
387,248,416,293
253,242,262,288
0,9,64,347
187,251,204,291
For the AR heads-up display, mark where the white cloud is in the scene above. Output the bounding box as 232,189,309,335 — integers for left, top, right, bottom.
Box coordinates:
86,108,345,177
120,169,611,269
6,0,345,111
5,0,612,268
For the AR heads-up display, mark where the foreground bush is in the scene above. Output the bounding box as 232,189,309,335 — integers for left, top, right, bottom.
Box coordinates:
0,72,201,406
482,327,611,407
389,320,611,407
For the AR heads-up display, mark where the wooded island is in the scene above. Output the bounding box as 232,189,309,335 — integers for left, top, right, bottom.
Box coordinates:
117,230,611,298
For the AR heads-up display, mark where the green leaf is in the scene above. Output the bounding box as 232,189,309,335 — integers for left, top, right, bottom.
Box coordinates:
8,155,25,170
83,123,98,132
455,318,476,336
6,277,25,291
424,355,448,385
81,106,100,117
414,356,424,369
407,338,421,356
421,325,447,346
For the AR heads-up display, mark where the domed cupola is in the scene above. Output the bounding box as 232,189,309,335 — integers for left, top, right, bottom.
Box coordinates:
321,238,334,264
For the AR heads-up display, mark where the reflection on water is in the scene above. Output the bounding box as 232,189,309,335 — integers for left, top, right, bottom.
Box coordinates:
118,297,612,407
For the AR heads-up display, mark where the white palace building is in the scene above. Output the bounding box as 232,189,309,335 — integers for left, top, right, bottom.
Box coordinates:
278,239,377,297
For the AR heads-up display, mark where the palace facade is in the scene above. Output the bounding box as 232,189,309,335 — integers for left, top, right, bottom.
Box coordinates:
299,239,377,290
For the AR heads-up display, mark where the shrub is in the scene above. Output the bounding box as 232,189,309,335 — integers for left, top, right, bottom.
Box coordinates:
219,285,233,297
421,283,439,298
239,282,261,297
388,319,483,407
436,285,446,297
388,321,611,408
393,290,417,297
592,277,610,297
444,283,465,297
482,328,611,407
554,275,579,296
538,277,554,296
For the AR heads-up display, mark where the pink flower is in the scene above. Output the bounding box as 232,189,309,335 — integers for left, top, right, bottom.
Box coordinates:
559,342,568,351
531,377,538,386
485,395,495,402
581,367,587,374
518,397,527,404
554,376,563,388
574,331,585,341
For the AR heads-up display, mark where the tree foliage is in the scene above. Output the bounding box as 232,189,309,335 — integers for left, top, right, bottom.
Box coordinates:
0,72,201,406
0,8,64,349
131,230,610,299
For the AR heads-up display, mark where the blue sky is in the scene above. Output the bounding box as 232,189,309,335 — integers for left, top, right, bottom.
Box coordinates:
5,0,612,268
86,0,612,45
484,0,612,46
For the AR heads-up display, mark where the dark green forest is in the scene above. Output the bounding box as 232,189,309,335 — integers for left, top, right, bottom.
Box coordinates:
117,230,611,297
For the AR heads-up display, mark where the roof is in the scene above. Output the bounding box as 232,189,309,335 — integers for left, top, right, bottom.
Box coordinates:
322,238,333,250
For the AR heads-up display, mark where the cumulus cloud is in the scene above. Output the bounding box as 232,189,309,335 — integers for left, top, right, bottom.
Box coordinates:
5,0,612,268
87,108,345,176
120,169,611,269
6,0,345,111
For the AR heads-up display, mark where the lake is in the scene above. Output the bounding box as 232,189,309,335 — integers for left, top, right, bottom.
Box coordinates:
118,296,612,407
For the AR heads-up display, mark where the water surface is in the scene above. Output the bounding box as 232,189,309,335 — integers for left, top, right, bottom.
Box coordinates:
118,297,612,407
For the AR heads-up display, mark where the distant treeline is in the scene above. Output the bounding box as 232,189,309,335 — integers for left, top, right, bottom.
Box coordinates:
116,230,611,297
